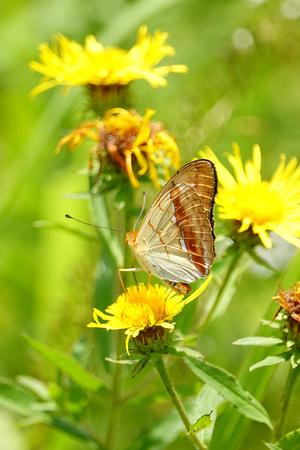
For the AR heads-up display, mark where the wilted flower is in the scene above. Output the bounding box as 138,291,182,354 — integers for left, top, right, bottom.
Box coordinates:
29,26,188,98
199,144,300,249
88,278,211,354
56,108,181,189
274,282,300,324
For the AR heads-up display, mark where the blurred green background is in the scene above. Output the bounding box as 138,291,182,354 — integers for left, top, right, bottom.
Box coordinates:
1,0,300,448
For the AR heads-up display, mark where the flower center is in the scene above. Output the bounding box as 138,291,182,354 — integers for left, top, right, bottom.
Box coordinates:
231,182,285,225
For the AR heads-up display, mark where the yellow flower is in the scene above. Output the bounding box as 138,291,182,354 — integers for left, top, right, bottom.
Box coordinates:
88,278,211,354
199,144,300,248
29,26,188,97
56,108,181,189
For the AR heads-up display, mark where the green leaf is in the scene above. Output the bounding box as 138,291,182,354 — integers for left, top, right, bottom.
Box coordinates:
273,428,300,450
48,417,102,448
264,443,281,450
192,385,221,448
233,337,285,347
16,376,51,401
22,334,102,392
91,194,123,267
250,352,292,371
185,356,273,429
291,350,300,369
105,357,140,365
132,357,150,378
0,377,37,416
167,346,204,359
190,412,212,434
247,247,278,272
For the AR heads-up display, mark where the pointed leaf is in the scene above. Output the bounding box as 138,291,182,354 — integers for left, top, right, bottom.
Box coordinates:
265,444,281,450
185,356,273,429
167,346,204,359
105,357,140,365
132,357,150,378
0,377,37,416
48,417,103,448
273,428,300,450
233,337,284,347
250,352,292,371
91,194,123,267
22,334,102,392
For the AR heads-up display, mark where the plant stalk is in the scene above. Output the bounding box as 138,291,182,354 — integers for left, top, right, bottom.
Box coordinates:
202,250,242,327
154,353,205,450
272,364,300,443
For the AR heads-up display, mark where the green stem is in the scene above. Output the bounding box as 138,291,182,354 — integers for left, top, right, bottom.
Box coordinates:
272,364,300,443
105,192,135,449
202,250,242,327
105,331,123,450
154,354,205,450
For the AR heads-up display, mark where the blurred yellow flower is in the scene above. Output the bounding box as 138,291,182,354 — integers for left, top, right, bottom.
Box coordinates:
88,278,211,354
56,108,181,189
199,144,300,248
29,26,188,97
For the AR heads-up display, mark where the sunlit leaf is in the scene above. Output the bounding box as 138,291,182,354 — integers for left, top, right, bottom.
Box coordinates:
233,337,284,347
185,356,273,428
22,334,103,392
0,377,37,416
250,352,292,371
273,428,300,450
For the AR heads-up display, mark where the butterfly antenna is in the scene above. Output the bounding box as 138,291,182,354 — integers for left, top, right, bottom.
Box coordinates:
65,214,127,234
133,191,147,231
131,253,138,286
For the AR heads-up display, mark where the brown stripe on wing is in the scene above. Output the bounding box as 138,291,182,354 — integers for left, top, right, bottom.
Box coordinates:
169,184,214,277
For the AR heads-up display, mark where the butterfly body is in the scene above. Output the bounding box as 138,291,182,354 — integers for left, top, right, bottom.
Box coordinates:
126,159,217,294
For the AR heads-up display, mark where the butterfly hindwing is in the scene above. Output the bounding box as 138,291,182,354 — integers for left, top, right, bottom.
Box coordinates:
133,159,217,284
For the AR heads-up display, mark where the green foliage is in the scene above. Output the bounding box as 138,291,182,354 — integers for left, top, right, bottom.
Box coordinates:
3,0,300,449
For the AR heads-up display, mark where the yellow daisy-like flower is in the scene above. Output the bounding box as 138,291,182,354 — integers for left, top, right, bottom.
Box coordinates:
56,108,181,189
88,278,211,355
29,26,188,97
199,144,300,248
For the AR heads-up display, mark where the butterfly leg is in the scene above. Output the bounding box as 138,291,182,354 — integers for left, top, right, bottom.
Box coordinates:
147,275,152,290
118,267,143,293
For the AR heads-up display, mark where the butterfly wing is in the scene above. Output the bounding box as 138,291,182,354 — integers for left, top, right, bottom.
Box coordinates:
132,159,217,284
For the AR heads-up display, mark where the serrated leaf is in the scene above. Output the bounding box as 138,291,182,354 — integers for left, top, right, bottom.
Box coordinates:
190,412,212,434
22,334,102,392
250,352,292,371
273,428,300,450
233,337,284,347
185,356,273,429
0,377,37,416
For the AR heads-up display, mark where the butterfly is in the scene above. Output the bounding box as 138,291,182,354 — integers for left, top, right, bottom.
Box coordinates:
125,159,218,294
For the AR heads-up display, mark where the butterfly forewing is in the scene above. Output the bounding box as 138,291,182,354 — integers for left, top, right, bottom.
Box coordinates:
131,159,217,286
